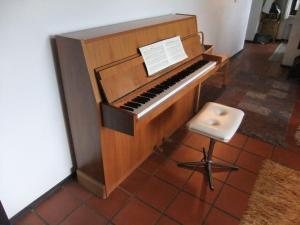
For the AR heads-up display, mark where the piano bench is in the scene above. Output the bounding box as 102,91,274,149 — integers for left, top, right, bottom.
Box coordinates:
177,102,244,190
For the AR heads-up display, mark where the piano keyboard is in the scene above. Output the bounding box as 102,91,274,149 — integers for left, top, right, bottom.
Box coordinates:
120,60,217,118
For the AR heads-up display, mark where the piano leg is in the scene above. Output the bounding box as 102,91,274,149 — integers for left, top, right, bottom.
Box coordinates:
222,62,229,88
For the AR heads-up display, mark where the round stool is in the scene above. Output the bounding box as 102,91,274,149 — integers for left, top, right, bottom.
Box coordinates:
178,102,244,190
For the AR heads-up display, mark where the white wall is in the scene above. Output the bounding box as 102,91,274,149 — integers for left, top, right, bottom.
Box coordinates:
246,0,264,41
282,10,300,65
213,0,252,56
263,0,274,13
0,0,251,218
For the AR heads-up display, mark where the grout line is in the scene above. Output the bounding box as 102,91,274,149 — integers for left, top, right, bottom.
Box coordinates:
32,210,50,225
85,188,133,224
48,202,83,225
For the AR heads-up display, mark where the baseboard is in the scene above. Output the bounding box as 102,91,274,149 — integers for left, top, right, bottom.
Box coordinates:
230,48,244,60
76,169,106,199
9,173,75,224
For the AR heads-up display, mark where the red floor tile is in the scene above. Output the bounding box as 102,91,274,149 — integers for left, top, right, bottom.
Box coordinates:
228,133,248,149
236,151,264,174
272,147,300,171
215,185,249,219
63,180,92,202
213,142,240,163
181,132,210,151
120,169,151,194
35,188,81,225
157,141,179,158
140,152,167,175
166,192,210,225
205,208,240,225
112,198,160,225
156,216,180,225
155,159,193,188
60,205,107,225
169,144,202,162
183,172,224,203
169,128,189,144
15,211,45,225
86,189,130,219
136,176,178,211
227,168,257,194
243,137,274,158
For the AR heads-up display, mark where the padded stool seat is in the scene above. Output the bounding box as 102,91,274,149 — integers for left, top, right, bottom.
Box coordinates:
187,102,244,142
178,102,244,190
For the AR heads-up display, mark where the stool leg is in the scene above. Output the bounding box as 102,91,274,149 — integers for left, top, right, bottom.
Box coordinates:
207,139,216,161
177,161,206,167
207,162,214,190
211,161,239,170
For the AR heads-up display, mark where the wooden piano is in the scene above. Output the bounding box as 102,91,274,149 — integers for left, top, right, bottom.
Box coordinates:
56,14,228,198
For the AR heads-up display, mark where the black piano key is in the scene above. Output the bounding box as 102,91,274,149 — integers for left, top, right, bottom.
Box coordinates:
141,92,156,98
161,81,171,86
148,88,163,94
132,96,150,104
133,99,147,104
155,84,168,90
120,106,134,111
124,102,141,108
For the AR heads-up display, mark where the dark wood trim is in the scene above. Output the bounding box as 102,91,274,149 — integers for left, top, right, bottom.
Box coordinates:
101,104,135,136
0,201,10,225
230,48,244,60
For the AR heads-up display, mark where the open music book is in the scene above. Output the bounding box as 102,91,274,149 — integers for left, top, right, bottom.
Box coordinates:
139,36,188,76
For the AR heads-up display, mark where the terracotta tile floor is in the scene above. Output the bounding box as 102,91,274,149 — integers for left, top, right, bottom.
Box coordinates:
14,131,300,225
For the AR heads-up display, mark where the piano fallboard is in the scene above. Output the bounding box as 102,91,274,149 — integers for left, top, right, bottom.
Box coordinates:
101,55,221,135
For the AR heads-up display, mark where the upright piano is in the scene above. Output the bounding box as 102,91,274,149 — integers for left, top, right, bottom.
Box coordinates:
56,14,228,198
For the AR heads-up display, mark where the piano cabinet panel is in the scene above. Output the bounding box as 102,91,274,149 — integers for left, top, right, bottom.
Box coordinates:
56,36,105,185
84,16,198,70
100,89,196,195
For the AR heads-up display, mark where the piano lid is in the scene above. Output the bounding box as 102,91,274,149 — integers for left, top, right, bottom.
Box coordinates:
59,14,196,41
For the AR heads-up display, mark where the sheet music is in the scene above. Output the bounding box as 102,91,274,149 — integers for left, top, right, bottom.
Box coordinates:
164,36,188,65
139,42,170,76
139,36,188,76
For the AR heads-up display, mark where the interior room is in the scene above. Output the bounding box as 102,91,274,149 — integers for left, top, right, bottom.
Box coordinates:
1,0,300,224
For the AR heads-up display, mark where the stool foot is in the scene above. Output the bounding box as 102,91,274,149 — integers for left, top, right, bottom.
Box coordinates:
207,162,214,190
177,159,238,191
211,161,239,170
177,161,206,167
